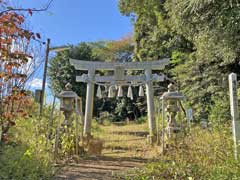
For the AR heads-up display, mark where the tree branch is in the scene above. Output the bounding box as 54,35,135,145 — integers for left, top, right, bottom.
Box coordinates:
0,0,54,16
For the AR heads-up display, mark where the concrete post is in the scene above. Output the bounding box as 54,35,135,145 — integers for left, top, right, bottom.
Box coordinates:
84,68,95,136
229,73,240,159
145,68,156,139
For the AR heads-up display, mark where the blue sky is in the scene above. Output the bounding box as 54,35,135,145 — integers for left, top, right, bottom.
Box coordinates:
21,0,133,103
22,0,133,46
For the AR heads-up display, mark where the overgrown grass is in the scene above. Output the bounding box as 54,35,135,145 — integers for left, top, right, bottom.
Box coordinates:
0,143,54,180
0,112,57,180
118,124,240,180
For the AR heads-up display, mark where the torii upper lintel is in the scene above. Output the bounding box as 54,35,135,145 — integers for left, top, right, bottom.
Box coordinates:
70,58,169,70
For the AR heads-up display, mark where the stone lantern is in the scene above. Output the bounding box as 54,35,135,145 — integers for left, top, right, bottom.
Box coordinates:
160,83,186,136
55,83,82,156
57,83,78,128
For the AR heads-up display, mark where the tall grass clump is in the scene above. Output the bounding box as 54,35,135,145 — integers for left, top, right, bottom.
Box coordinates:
120,124,240,180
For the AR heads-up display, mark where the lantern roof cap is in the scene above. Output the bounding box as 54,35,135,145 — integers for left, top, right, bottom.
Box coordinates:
57,83,79,99
57,90,79,98
160,91,186,100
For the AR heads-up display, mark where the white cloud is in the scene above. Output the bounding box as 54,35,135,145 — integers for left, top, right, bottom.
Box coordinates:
28,78,45,88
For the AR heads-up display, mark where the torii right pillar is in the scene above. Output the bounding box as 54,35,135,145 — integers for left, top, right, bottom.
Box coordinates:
145,68,156,143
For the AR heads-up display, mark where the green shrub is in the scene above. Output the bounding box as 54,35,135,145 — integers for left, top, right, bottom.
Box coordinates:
209,96,230,125
136,116,146,124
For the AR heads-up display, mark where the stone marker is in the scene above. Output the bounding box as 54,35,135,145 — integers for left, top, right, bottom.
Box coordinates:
229,73,240,159
186,108,193,127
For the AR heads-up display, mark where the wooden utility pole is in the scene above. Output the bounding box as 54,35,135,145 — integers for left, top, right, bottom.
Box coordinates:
39,38,50,118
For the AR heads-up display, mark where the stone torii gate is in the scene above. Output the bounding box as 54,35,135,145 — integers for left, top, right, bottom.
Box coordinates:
70,58,169,140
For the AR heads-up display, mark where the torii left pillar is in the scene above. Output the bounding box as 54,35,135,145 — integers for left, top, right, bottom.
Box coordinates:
84,68,95,136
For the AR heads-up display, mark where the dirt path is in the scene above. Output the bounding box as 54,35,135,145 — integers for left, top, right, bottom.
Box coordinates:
54,156,147,180
55,122,159,180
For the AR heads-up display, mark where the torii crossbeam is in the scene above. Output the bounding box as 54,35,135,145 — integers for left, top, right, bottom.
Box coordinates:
70,58,170,141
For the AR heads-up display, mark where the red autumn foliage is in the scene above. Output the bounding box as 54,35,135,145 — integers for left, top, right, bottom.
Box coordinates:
0,0,38,143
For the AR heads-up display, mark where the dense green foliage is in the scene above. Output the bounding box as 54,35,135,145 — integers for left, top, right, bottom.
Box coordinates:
48,43,90,97
118,0,240,121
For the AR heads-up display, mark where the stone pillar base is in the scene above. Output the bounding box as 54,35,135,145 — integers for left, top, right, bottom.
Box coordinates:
147,135,157,144
82,134,93,148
